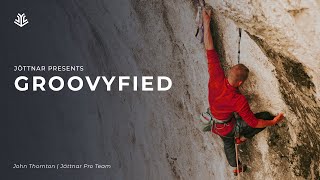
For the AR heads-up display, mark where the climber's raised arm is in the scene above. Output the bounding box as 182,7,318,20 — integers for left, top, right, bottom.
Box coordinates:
203,9,225,82
203,9,214,50
236,96,285,128
255,113,284,128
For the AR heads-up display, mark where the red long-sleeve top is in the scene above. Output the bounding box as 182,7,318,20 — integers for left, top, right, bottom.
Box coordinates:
207,49,259,136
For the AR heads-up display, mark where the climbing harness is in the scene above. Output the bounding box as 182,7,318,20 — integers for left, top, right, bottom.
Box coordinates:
200,108,233,133
200,109,245,177
195,0,206,43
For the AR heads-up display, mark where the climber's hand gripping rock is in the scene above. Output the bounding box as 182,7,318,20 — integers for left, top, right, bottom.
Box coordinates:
202,8,214,50
202,8,211,26
273,113,284,125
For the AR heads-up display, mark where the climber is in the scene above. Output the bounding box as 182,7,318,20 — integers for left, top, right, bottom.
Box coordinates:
201,9,285,175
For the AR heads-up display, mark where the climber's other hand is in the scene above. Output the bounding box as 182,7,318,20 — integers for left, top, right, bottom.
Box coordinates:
272,113,284,125
202,9,211,25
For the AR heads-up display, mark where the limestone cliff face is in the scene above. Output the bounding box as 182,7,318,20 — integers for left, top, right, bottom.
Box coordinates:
58,0,320,179
207,1,320,179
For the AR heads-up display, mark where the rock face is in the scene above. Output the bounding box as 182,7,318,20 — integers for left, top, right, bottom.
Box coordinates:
53,0,320,179
207,1,320,179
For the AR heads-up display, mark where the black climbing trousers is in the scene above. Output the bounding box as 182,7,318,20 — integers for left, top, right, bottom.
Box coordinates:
219,112,275,167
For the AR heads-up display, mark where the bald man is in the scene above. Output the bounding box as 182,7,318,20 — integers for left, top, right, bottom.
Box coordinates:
201,9,284,175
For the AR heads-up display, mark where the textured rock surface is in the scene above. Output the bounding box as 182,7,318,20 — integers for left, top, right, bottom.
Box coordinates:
207,1,320,179
55,0,320,179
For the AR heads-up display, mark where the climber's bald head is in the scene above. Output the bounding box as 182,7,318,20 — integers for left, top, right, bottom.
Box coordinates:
227,64,249,87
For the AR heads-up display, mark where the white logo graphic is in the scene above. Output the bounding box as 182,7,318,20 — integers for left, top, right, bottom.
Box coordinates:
14,13,29,27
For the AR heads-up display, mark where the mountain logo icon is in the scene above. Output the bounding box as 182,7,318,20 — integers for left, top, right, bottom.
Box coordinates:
14,13,29,27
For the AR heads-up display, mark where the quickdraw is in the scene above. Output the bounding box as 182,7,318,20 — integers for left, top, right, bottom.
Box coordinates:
195,0,206,43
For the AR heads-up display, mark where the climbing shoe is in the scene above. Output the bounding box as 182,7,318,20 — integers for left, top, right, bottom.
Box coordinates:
233,164,247,176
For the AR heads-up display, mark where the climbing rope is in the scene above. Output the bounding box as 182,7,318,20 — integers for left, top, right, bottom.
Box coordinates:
235,143,240,180
236,28,242,179
237,28,242,64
